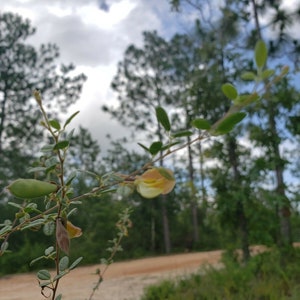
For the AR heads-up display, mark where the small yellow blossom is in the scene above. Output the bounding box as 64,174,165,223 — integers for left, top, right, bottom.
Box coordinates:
134,167,175,199
66,220,82,239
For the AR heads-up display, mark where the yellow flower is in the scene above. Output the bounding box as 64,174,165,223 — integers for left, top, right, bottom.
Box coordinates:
135,167,175,199
66,220,82,239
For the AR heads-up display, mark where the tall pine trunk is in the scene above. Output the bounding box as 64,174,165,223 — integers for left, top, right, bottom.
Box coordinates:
187,135,199,245
251,0,292,246
227,136,250,262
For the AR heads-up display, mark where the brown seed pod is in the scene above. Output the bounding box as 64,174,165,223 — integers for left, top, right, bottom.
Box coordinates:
56,217,70,254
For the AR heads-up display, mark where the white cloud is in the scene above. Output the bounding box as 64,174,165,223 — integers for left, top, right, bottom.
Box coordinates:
1,0,188,152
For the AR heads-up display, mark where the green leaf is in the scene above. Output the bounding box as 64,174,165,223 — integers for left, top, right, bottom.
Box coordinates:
157,167,174,181
39,281,51,287
55,294,63,300
149,141,162,156
0,225,11,236
261,69,275,79
65,171,77,186
7,202,23,209
67,208,78,218
24,202,38,213
241,72,256,81
27,167,47,173
54,140,69,150
53,273,66,282
30,256,45,266
191,118,211,130
117,184,134,197
63,111,80,129
1,241,9,252
171,130,193,138
45,246,55,256
59,256,69,272
155,106,171,131
222,83,238,99
21,219,45,230
43,221,55,236
234,93,260,106
255,40,267,69
49,119,61,131
66,128,75,141
37,269,51,280
45,156,58,168
69,257,83,270
40,144,54,153
161,141,181,151
213,112,247,135
280,66,289,76
137,143,150,153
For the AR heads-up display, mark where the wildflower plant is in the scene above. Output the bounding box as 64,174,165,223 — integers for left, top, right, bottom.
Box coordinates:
0,41,289,299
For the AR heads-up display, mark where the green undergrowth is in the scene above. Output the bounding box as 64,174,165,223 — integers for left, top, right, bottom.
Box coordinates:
141,247,300,300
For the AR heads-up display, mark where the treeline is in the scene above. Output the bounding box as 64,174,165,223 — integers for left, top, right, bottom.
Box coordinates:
1,0,300,275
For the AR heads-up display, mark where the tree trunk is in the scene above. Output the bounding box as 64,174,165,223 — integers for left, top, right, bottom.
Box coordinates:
268,104,292,246
158,148,171,253
198,140,208,213
250,0,292,246
187,136,199,245
150,202,156,252
0,89,8,153
161,195,171,253
227,136,250,262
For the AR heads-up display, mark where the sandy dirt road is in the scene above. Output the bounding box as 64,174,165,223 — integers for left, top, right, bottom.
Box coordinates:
0,246,269,300
0,249,224,300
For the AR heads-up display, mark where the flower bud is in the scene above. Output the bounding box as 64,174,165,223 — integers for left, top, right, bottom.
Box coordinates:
134,167,175,199
33,89,42,105
7,179,57,199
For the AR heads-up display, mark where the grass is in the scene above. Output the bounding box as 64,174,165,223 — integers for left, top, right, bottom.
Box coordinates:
141,247,300,300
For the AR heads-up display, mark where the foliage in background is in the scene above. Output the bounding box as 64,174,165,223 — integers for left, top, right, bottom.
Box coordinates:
0,1,300,298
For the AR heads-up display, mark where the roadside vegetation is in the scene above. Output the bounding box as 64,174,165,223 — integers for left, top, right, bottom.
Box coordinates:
142,246,300,300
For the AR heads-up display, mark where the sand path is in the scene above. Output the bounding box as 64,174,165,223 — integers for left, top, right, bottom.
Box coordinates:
0,249,224,300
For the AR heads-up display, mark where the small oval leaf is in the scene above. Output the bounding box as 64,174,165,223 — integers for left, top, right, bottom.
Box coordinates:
69,257,83,270
27,167,47,173
255,40,267,69
149,141,162,155
155,106,171,131
261,69,275,79
59,256,69,272
30,256,44,266
55,294,63,300
1,241,9,252
137,143,150,153
191,118,211,130
171,130,193,138
37,269,51,281
222,83,238,99
64,111,80,129
21,219,45,231
54,140,69,150
213,112,247,135
49,119,61,131
43,221,55,236
241,72,256,81
45,246,55,256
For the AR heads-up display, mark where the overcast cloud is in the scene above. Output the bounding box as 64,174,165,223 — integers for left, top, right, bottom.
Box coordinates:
1,0,199,152
1,0,299,153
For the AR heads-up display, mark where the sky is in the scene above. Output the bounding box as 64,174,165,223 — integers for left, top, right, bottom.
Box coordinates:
1,0,299,155
1,0,204,152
